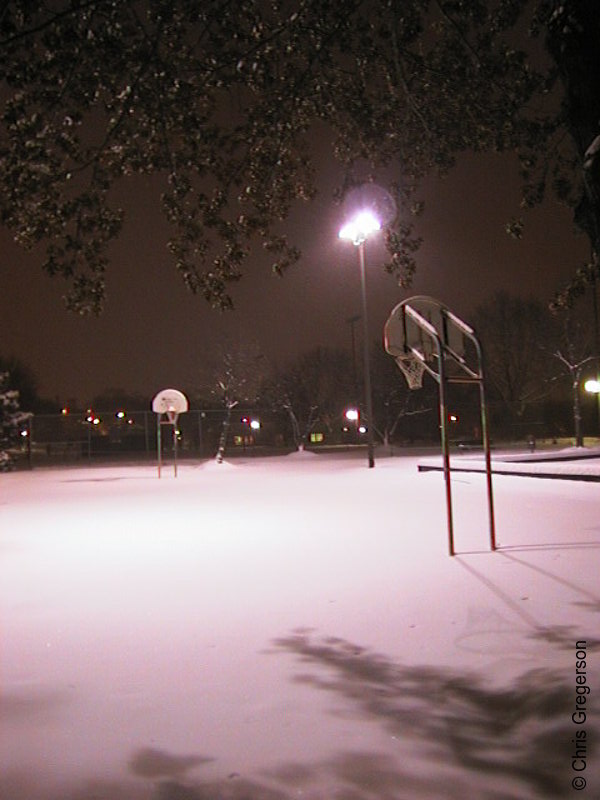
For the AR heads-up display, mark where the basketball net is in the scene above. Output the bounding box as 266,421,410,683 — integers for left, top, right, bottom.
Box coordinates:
395,355,426,390
166,408,179,425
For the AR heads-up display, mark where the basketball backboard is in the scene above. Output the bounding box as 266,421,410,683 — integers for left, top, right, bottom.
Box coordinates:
152,389,189,417
384,295,466,366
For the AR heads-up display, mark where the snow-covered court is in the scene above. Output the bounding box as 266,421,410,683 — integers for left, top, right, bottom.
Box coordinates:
1,451,599,799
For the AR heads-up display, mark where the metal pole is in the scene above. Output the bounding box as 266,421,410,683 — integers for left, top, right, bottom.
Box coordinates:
358,241,375,468
198,410,204,457
157,415,162,478
437,341,454,556
144,411,150,458
173,420,178,478
27,416,33,469
479,377,496,551
346,314,361,401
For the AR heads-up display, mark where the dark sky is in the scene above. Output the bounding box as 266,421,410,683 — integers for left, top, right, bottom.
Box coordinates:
0,149,589,407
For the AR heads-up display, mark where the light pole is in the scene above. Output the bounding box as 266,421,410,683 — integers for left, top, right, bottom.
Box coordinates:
346,314,361,400
339,210,381,468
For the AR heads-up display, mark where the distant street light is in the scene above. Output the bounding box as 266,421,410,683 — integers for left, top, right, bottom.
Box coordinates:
584,378,600,394
339,210,381,468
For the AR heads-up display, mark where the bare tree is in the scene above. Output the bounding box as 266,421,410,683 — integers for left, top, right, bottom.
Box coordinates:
551,306,595,446
472,292,559,419
262,347,354,449
201,337,266,463
371,342,433,447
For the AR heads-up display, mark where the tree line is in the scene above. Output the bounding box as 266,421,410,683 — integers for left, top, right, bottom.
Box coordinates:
2,289,596,467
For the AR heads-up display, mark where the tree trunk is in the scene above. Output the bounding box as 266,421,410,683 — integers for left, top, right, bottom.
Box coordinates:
285,407,301,450
216,405,233,463
573,377,584,447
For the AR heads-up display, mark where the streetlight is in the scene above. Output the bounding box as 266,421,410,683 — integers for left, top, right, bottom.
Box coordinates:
339,210,381,468
584,378,600,394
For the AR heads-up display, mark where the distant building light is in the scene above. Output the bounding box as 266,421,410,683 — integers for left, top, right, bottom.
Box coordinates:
310,432,324,443
20,429,29,437
449,414,458,422
61,407,69,415
358,425,367,434
250,419,261,430
92,417,101,426
116,411,126,419
86,415,94,423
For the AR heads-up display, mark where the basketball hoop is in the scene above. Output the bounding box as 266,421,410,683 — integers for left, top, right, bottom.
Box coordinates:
152,389,189,478
395,354,426,390
383,295,496,557
165,408,179,426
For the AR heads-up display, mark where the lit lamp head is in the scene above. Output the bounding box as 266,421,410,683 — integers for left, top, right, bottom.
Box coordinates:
584,378,600,394
339,210,381,246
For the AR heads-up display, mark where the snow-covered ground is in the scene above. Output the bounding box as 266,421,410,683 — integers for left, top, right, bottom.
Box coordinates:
1,450,599,800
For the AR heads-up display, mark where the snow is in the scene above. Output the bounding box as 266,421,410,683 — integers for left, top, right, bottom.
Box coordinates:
1,451,599,799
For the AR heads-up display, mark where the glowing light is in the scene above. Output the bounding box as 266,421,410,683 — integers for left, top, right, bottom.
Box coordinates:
61,407,69,415
449,414,458,422
358,425,367,434
116,411,126,419
20,429,29,437
86,415,94,423
250,419,261,430
93,418,101,426
584,379,600,394
338,210,381,245
345,408,359,421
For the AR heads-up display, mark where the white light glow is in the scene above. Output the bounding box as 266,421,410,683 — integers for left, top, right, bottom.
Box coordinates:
345,408,359,421
338,210,381,245
584,379,600,394
250,420,261,430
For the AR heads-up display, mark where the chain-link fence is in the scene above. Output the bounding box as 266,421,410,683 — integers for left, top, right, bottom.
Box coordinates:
7,393,599,470
15,408,297,468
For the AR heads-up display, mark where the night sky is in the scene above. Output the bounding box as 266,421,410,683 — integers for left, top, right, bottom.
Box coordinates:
0,149,589,407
